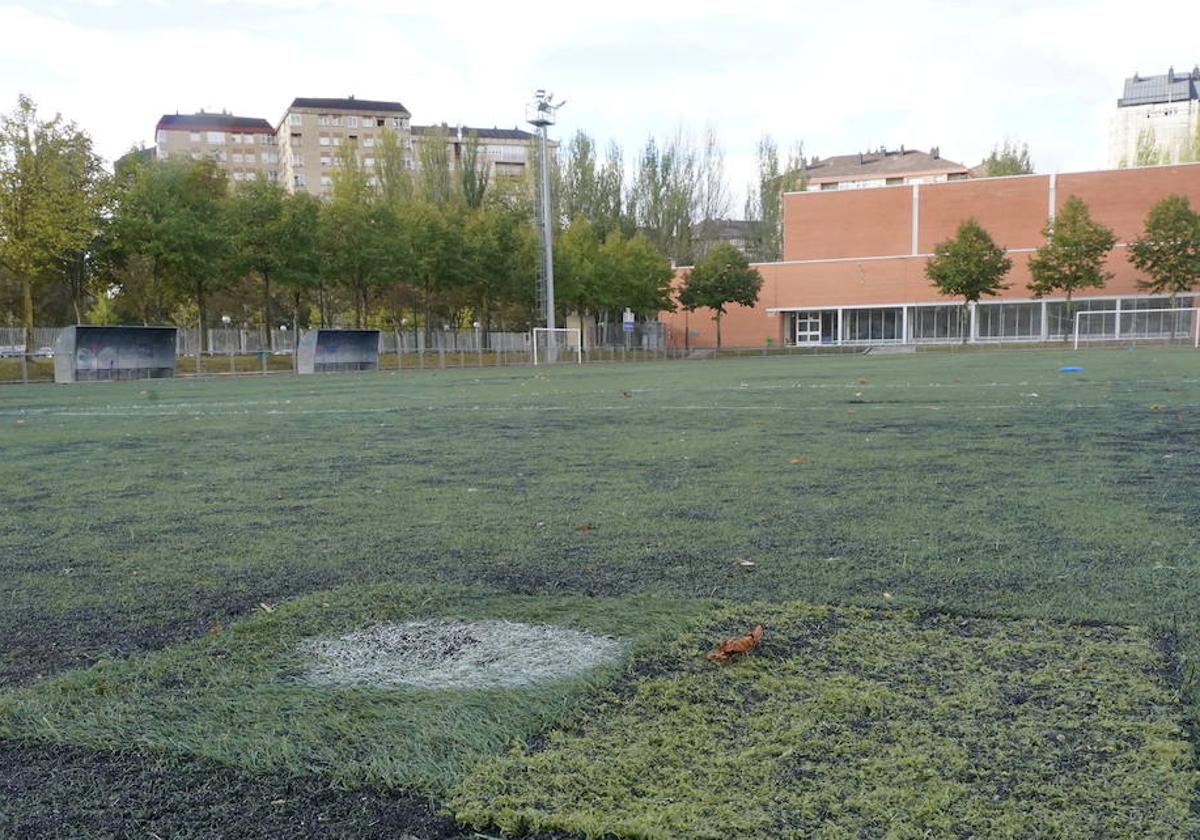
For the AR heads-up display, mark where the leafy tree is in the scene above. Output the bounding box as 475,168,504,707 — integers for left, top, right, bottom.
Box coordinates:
1027,195,1116,335
415,126,454,206
110,157,231,347
678,242,763,348
598,232,675,317
924,218,1012,341
322,144,386,326
629,131,697,265
376,129,414,206
560,132,626,240
1127,194,1200,311
744,135,805,262
227,177,289,333
0,95,106,359
458,131,489,209
979,140,1033,177
274,190,322,332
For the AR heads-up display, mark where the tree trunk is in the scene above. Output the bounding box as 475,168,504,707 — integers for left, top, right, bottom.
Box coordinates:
262,271,272,338
1064,290,1073,343
961,302,969,344
22,275,35,363
196,280,208,354
293,290,302,374
715,311,722,350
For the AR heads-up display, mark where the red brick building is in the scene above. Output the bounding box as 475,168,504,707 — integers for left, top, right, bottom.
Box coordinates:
663,163,1200,348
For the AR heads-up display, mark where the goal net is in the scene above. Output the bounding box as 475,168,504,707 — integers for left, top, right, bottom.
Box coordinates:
532,328,583,365
1073,307,1200,349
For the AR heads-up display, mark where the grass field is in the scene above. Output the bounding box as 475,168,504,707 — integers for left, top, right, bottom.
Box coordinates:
1,348,1198,838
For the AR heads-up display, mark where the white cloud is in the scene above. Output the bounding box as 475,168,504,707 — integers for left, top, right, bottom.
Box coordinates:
2,0,1198,207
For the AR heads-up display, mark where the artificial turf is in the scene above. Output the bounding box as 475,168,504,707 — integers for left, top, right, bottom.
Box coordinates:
2,347,1199,837
453,604,1197,839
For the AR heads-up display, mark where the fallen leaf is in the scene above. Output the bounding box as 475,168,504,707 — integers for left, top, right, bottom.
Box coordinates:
258,602,276,613
788,457,809,465
270,798,287,806
1150,404,1163,412
574,524,594,532
883,592,894,602
736,559,756,567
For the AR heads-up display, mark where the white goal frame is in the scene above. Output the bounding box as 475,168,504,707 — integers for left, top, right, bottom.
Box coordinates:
1073,307,1200,349
531,327,583,365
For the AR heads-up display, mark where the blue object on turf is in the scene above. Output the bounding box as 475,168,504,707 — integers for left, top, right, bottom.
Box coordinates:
1058,366,1084,373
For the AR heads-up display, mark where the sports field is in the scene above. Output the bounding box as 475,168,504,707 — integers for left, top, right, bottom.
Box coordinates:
1,348,1198,838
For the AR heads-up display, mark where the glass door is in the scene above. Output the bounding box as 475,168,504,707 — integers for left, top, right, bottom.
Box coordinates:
795,311,821,344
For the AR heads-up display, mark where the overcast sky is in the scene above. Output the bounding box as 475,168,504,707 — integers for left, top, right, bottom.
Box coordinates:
3,0,1198,211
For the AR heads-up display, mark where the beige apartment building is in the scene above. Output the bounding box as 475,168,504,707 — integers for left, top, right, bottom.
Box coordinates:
154,112,280,183
275,96,414,197
152,97,543,197
413,124,540,180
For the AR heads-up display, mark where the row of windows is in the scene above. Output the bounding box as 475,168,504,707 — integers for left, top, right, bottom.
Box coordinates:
289,113,409,130
179,131,272,145
232,171,280,182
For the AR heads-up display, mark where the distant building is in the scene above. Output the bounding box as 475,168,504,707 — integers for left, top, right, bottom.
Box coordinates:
801,147,969,191
692,218,757,258
413,124,541,180
155,112,279,183
275,96,413,197
1109,66,1200,167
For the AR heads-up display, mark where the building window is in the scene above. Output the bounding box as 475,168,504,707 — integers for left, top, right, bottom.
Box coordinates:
332,136,342,146
189,132,201,142
347,116,358,128
290,113,303,126
320,175,332,187
231,153,243,164
363,157,375,168
156,130,168,145
206,131,225,144
292,154,303,167
377,118,386,127
392,117,403,128
363,136,375,148
318,115,330,126
293,173,306,187
320,155,331,167
319,136,330,146
244,153,256,163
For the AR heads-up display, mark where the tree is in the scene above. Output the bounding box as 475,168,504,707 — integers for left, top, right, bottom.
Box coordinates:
227,177,289,334
924,218,1012,341
458,131,489,209
274,190,322,336
628,130,698,265
678,242,763,348
0,95,106,360
744,135,805,262
1027,195,1116,336
979,140,1033,177
1127,195,1200,313
322,144,385,327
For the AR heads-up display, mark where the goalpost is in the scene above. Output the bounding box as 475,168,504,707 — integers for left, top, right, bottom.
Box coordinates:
531,327,583,365
1073,307,1200,349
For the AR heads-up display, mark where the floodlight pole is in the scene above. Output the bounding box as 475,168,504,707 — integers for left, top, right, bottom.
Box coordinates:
527,90,564,345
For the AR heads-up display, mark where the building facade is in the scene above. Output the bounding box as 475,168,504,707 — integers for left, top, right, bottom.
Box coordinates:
662,163,1200,348
155,112,280,183
801,147,969,191
1109,67,1200,167
275,96,413,197
413,124,540,180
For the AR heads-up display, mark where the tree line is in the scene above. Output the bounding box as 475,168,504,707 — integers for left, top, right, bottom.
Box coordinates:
926,193,1200,338
0,94,816,357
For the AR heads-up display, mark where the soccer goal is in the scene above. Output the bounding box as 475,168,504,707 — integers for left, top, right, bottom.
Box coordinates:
531,327,583,365
1073,307,1200,349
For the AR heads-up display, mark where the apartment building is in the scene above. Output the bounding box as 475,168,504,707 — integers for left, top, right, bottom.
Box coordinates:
275,96,413,197
1109,66,1200,166
412,124,539,179
154,112,280,183
801,147,969,191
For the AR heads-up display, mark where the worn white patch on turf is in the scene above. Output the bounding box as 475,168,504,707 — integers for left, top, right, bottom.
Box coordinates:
299,619,625,690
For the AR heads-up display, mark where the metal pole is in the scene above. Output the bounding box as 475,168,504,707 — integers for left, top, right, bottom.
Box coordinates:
538,124,556,334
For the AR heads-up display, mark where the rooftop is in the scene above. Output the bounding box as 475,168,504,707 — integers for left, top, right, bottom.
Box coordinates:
802,147,967,183
157,112,274,133
1118,66,1200,107
288,97,410,115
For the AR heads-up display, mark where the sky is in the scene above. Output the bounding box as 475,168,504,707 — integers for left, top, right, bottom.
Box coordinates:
2,0,1198,212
